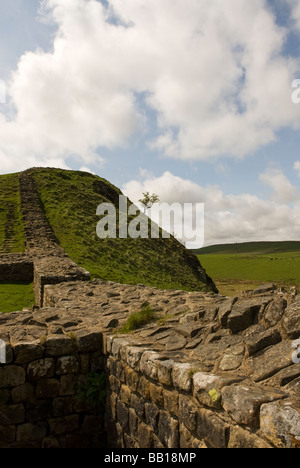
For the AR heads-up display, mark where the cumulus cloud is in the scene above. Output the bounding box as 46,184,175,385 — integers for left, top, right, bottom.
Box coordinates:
122,169,300,247
0,0,300,172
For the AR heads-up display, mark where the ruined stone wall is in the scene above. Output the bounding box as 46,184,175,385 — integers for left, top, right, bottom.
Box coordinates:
0,331,106,448
0,258,33,283
1,279,299,448
104,336,299,449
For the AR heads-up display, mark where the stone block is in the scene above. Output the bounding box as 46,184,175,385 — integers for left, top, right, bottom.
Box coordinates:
16,422,48,444
36,378,60,399
0,403,25,425
48,414,80,436
140,351,160,380
11,383,34,404
13,341,44,364
228,425,272,448
196,408,229,448
0,365,26,388
27,358,54,382
178,394,198,432
59,374,76,396
260,400,300,448
158,411,179,448
157,360,174,387
172,363,193,392
221,384,286,426
45,335,78,357
56,356,79,375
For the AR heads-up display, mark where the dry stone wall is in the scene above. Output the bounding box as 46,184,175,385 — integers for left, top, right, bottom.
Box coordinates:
0,279,300,448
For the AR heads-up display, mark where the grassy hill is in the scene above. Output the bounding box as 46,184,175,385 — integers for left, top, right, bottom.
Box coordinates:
192,241,300,255
0,168,216,295
194,241,300,296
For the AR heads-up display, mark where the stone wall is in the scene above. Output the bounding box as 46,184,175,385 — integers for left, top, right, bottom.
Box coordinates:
0,331,106,448
1,279,299,449
0,255,33,283
104,336,299,449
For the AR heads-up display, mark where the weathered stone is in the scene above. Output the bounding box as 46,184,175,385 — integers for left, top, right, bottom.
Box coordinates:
0,365,26,387
140,351,160,380
27,358,54,382
157,360,174,387
179,424,208,449
193,372,227,408
56,356,79,375
77,330,102,352
13,341,44,364
163,389,179,417
27,400,52,422
248,341,294,382
245,328,282,356
227,298,268,333
145,402,160,431
222,384,286,426
36,378,60,399
282,301,300,339
158,411,179,448
0,403,25,425
59,374,76,396
254,283,277,295
48,414,80,436
11,383,34,404
172,363,193,392
16,422,48,443
45,335,78,357
260,400,300,448
196,408,229,448
263,297,287,327
228,425,272,448
218,297,237,328
178,394,198,432
219,353,243,371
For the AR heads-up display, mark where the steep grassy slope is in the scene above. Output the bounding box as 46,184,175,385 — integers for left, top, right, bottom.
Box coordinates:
0,173,25,253
31,168,215,292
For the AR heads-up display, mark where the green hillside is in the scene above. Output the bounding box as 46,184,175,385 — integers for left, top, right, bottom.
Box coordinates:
192,241,300,255
5,167,214,293
194,241,300,296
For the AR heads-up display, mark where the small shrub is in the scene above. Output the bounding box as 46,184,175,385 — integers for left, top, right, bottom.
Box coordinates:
119,303,157,333
77,372,106,411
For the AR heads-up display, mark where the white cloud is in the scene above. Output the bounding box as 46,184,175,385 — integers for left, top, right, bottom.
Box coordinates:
0,0,300,172
122,169,300,247
294,160,300,176
259,167,299,202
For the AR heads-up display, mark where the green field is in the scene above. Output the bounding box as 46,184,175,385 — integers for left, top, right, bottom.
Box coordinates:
0,283,35,313
197,242,300,296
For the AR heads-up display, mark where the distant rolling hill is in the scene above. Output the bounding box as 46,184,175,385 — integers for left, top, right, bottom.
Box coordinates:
192,241,300,256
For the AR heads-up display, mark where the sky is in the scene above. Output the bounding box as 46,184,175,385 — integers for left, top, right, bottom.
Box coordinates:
1,0,300,247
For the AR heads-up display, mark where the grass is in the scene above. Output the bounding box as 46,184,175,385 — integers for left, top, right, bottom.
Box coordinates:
0,173,25,253
0,282,35,313
119,304,157,333
31,168,213,292
197,245,300,296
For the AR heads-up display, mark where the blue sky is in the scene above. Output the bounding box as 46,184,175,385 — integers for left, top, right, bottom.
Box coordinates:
1,0,300,246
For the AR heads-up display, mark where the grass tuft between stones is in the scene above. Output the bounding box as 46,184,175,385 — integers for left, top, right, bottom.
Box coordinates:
119,303,157,334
